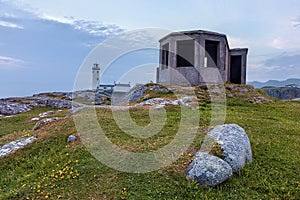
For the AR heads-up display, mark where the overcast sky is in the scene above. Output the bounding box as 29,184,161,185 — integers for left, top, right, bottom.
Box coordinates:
1,0,300,97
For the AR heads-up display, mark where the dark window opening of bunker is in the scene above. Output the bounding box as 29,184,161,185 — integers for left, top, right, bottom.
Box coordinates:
205,40,219,67
230,55,242,84
162,43,169,68
176,40,194,67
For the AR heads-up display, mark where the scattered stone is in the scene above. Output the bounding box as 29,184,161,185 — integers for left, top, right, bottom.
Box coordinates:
33,117,61,130
180,96,194,103
153,104,165,110
207,124,252,172
251,96,268,104
0,136,36,157
239,88,249,93
186,152,233,186
31,117,40,121
227,85,235,90
39,110,54,118
67,135,76,142
57,110,63,112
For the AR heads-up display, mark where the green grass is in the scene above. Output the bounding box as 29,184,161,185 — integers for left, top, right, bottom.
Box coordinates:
0,93,299,199
0,107,67,146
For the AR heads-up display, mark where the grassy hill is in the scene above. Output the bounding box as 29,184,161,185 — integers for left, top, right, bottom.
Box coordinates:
0,85,299,199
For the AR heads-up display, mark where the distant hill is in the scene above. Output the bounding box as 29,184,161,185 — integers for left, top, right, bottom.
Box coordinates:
247,78,300,88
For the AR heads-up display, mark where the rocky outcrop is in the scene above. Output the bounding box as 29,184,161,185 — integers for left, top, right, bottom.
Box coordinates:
0,94,84,115
0,136,36,157
72,90,110,104
0,101,31,115
262,87,300,100
29,97,73,108
111,84,171,104
225,84,270,103
134,96,195,107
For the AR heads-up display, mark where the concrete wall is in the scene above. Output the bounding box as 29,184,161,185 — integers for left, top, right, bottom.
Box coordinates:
230,48,248,84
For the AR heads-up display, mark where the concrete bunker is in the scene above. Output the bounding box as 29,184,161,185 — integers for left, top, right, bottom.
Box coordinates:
156,30,248,86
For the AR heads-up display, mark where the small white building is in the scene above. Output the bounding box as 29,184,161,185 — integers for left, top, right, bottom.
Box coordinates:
92,63,100,90
92,63,131,93
114,82,131,93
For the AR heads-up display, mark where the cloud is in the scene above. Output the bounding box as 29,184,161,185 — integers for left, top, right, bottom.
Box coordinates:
271,38,284,49
269,15,300,50
247,52,300,82
0,55,25,69
0,20,23,29
270,35,300,50
292,16,300,28
73,20,123,36
264,53,300,68
41,14,124,37
40,15,74,24
0,1,127,97
248,62,281,72
0,2,123,36
227,36,248,48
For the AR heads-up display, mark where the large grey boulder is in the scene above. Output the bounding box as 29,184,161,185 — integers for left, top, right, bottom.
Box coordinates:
186,152,233,186
207,124,252,172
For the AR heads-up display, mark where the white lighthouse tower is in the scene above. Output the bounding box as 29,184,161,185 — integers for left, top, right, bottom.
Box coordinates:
92,63,100,90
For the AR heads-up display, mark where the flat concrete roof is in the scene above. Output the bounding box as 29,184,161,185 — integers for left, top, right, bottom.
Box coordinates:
158,29,251,51
230,48,248,52
159,29,227,42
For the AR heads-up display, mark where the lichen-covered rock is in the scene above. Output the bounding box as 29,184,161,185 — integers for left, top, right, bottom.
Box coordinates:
127,84,170,103
134,97,195,107
207,124,252,172
129,85,147,102
33,117,61,130
39,110,54,118
0,101,32,115
0,136,36,157
186,152,232,186
46,99,72,108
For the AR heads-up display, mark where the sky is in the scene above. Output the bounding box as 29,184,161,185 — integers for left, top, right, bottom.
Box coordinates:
1,0,300,98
